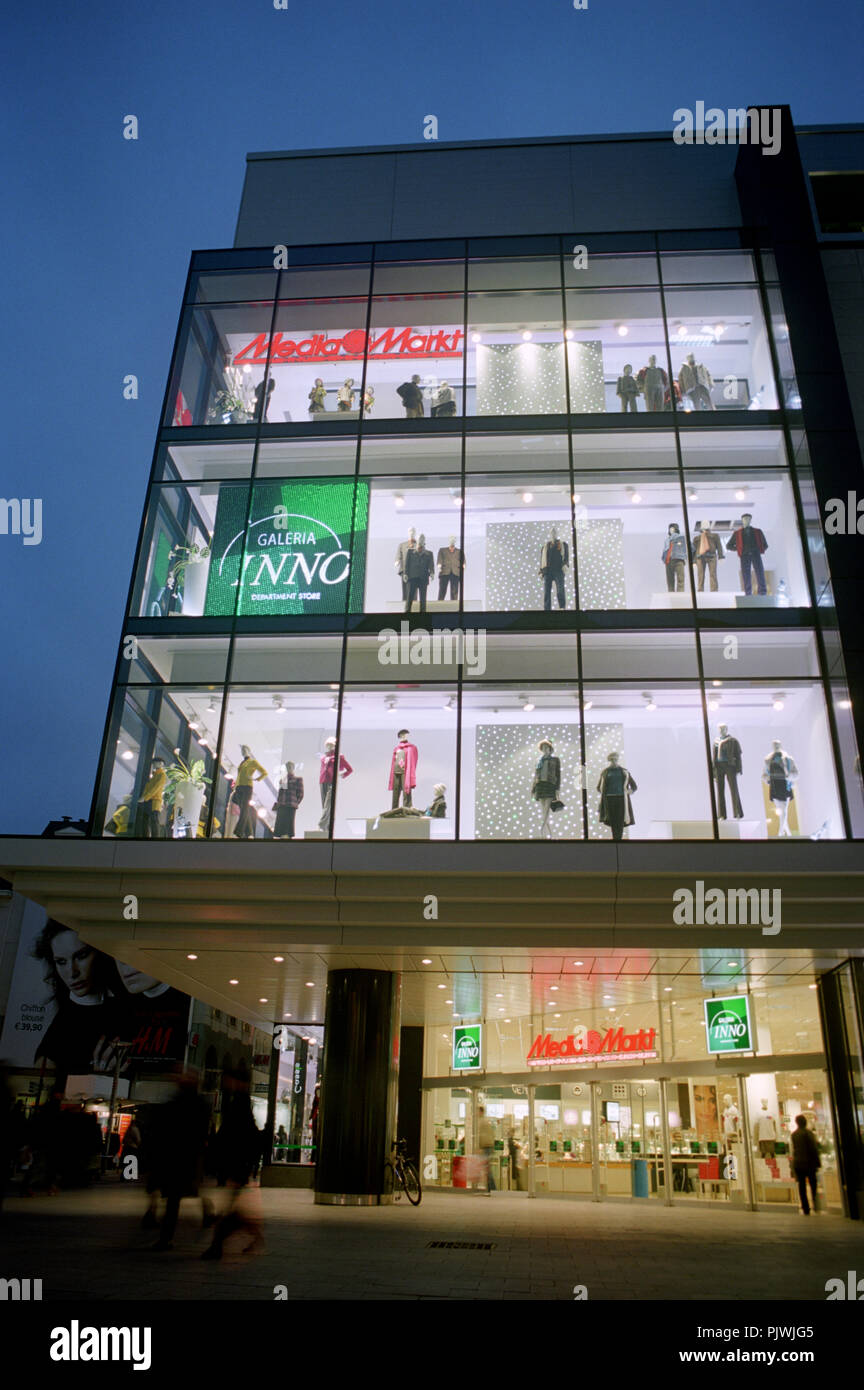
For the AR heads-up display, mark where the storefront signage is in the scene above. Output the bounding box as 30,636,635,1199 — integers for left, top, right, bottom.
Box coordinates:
704,995,754,1054
526,1025,657,1067
233,327,464,366
452,1024,482,1071
203,478,368,617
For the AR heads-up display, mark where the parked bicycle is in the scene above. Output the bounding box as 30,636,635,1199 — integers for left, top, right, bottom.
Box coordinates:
386,1138,422,1205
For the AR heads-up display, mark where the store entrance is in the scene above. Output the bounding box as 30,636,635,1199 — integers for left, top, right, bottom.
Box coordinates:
423,1067,839,1208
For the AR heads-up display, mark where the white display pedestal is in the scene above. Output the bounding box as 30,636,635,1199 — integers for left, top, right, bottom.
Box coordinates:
693,592,737,608
303,829,328,839
385,599,483,613
366,816,431,840
651,819,766,840
649,592,694,610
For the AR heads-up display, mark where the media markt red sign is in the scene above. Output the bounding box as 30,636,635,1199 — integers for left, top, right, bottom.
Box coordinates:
232,326,464,366
526,1025,657,1067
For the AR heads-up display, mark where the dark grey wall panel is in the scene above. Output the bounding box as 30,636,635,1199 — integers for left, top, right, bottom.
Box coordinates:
236,152,398,248
568,141,740,231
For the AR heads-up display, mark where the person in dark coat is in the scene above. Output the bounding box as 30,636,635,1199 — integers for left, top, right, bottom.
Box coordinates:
790,1114,821,1215
150,1075,211,1250
202,1068,264,1259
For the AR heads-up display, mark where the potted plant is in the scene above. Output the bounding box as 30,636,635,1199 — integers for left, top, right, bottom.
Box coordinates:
165,753,212,838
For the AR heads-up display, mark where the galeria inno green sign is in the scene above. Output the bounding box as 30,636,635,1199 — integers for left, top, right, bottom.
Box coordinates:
452,1024,482,1071
204,478,369,616
704,995,754,1054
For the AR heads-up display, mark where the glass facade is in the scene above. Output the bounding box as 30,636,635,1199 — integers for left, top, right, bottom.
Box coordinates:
93,236,863,841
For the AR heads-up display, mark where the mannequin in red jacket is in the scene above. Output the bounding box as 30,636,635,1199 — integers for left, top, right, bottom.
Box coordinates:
388,729,418,808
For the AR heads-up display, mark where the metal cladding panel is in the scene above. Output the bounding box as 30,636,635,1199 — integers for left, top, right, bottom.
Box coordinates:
389,144,574,239
235,152,398,247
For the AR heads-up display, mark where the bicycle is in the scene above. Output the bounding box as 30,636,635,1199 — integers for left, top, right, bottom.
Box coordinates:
386,1138,422,1205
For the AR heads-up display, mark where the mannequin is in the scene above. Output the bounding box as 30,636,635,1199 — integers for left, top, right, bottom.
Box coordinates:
616,363,640,413
308,378,326,414
728,513,769,596
678,354,714,410
754,1099,777,1157
397,374,424,418
395,528,417,602
425,783,447,818
532,739,561,840
692,520,726,593
722,1093,740,1140
254,377,275,422
405,534,434,613
539,527,570,611
319,736,352,831
389,730,418,809
432,380,457,417
233,745,268,840
661,522,688,592
362,385,375,415
274,761,304,839
596,750,637,842
712,724,743,819
638,354,668,413
437,535,465,601
135,756,167,838
337,378,356,411
763,740,798,836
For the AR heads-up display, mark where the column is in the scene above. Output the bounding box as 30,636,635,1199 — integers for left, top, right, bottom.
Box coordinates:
314,968,401,1206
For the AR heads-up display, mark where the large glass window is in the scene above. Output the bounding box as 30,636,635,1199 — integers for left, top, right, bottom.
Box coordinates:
665,287,778,411
464,473,572,611
467,291,567,417
564,289,667,414
166,303,275,428
262,297,370,425
132,482,228,618
365,296,464,420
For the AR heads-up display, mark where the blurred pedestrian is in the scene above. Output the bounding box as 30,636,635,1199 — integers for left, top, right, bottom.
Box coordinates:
202,1067,264,1260
150,1075,211,1251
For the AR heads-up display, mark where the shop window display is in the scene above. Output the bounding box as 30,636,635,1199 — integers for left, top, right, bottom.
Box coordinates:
362,477,466,613
364,296,465,420
332,687,457,840
102,686,223,839
165,302,276,428
270,1023,323,1165
682,468,810,607
699,681,844,839
664,287,778,410
250,297,372,425
580,684,711,839
253,436,359,481
132,482,238,619
215,688,338,840
467,291,567,417
563,289,668,413
459,686,584,840
156,440,255,483
462,474,573,611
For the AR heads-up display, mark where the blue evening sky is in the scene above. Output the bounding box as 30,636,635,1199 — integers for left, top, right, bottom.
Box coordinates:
0,0,860,833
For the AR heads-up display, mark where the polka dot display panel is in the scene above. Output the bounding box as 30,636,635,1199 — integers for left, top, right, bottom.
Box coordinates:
474,723,584,839
476,343,568,417
574,518,626,610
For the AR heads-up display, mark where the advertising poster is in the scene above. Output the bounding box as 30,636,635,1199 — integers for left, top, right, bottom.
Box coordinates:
0,903,190,1081
203,476,369,616
692,1083,720,1141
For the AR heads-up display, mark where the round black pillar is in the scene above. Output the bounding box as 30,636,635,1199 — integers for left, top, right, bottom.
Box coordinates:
314,969,401,1205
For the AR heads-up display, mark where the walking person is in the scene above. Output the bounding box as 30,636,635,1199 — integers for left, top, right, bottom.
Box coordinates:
477,1105,497,1193
150,1075,211,1250
790,1114,821,1215
202,1067,264,1259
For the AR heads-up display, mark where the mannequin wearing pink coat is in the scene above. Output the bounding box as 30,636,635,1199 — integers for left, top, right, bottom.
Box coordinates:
388,731,418,809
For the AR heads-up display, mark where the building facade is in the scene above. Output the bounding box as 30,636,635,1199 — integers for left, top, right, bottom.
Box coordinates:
3,110,864,1215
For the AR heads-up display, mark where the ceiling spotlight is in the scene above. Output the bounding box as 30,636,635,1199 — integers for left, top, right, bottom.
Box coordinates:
437,984,446,990
305,981,315,987
188,720,200,731
259,998,268,1004
677,324,687,337
229,979,239,985
394,494,405,508
617,325,629,337
714,323,726,336
522,492,533,503
443,696,454,710
207,699,217,714
273,956,284,963
495,993,503,998
574,960,584,966
522,700,535,712
471,332,482,343
582,700,592,711
422,958,432,965
808,983,817,990
445,999,452,1004
553,1013,561,1018
772,693,786,711
452,494,464,505
121,749,134,760
187,953,198,961
550,985,559,991
572,493,581,504
631,492,641,504
712,679,722,687
283,1012,292,1018
521,330,533,341
643,693,656,711
837,699,852,710
735,489,747,502
687,491,698,502
564,329,574,340
664,986,672,992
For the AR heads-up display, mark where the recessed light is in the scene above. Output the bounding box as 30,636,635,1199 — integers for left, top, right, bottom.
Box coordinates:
187,953,198,960
521,330,533,341
498,1007,505,1012
617,325,629,337
438,984,446,990
735,489,746,502
714,323,726,336
712,679,722,687
664,986,672,992
574,960,583,966
564,329,574,340
677,324,687,337
808,983,818,990
283,1012,292,1018
631,492,642,504
572,493,581,504
121,749,134,760
727,961,738,968
550,985,559,991
445,999,452,1004
837,699,852,710
471,332,482,343
259,998,268,1004
305,981,315,987
504,1018,511,1023
394,495,405,508
522,492,533,503
422,958,432,964
582,701,592,711
495,993,503,998
273,956,284,962
229,979,239,985
522,701,535,712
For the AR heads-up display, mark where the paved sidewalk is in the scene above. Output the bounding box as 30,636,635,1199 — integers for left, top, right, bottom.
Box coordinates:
1,1185,860,1301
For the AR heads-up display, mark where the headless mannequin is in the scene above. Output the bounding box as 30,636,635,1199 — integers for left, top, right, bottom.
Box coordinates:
755,1098,777,1156
763,738,798,836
